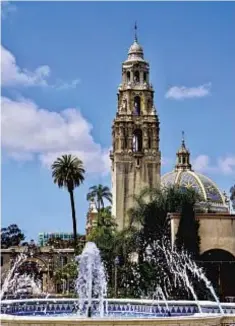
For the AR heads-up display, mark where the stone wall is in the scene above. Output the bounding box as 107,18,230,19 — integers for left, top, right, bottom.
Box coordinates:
113,157,161,229
170,213,235,257
1,315,235,326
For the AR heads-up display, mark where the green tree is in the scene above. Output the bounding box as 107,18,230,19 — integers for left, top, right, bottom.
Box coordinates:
51,154,85,249
87,184,112,227
175,188,201,259
54,261,78,295
1,224,25,248
125,186,202,298
87,208,117,293
46,235,86,249
87,184,112,211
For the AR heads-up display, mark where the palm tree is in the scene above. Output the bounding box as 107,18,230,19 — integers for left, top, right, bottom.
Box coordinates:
51,154,85,248
87,184,112,212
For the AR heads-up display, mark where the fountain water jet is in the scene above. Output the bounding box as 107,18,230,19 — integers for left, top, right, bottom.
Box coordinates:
7,273,42,298
75,242,107,317
0,253,27,300
155,239,223,314
179,250,224,314
153,286,171,316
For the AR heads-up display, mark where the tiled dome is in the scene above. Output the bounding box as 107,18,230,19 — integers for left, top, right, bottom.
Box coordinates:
161,134,228,213
161,170,227,212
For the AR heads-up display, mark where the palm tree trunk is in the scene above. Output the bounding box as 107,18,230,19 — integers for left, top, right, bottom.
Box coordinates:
97,200,101,227
69,190,77,249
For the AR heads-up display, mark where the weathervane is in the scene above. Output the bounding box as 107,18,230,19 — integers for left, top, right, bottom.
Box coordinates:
134,21,138,42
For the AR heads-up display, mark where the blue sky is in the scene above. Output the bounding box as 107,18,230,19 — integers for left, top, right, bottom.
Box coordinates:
1,1,235,242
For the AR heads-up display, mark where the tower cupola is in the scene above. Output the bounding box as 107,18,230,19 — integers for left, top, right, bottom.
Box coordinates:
175,132,192,171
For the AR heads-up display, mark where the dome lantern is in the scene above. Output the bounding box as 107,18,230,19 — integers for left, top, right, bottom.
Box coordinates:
175,131,192,172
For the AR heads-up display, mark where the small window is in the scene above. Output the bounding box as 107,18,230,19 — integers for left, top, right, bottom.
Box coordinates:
134,96,141,115
143,72,147,82
133,129,143,152
134,71,140,83
127,71,130,82
1,256,3,266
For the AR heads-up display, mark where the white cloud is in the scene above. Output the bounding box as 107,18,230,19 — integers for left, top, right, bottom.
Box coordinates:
1,96,110,174
193,154,235,175
165,83,211,100
1,45,79,90
53,79,80,90
1,45,51,87
218,156,235,175
193,155,213,173
1,1,16,19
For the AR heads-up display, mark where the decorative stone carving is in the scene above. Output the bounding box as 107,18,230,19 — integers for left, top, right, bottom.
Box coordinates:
120,96,127,113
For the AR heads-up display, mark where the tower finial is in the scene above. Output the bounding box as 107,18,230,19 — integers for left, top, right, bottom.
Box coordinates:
134,21,138,42
182,130,185,145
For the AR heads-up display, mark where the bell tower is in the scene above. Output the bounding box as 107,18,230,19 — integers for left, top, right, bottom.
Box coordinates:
110,26,161,229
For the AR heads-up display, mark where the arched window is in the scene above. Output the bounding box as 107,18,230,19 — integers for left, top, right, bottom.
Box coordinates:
133,129,143,152
127,71,130,82
134,96,141,115
143,72,147,82
134,71,140,83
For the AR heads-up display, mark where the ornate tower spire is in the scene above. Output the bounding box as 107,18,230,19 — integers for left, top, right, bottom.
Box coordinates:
175,131,192,171
110,30,161,230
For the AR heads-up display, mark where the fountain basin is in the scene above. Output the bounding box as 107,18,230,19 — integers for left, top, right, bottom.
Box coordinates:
1,299,235,326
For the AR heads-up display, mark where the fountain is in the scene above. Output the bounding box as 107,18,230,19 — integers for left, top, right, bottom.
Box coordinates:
1,241,235,326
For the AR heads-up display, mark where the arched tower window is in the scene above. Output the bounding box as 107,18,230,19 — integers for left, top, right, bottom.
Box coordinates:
143,72,147,82
134,71,140,83
127,71,130,82
134,96,141,115
133,129,143,152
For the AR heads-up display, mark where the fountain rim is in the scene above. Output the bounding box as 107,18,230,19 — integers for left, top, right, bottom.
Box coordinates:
0,313,226,322
1,298,235,307
1,298,235,323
